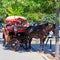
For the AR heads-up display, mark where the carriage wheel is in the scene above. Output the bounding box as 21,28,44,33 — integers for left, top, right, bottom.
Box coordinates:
10,39,20,51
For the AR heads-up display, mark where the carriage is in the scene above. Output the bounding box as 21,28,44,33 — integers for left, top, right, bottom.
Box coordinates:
2,16,29,51
2,16,55,51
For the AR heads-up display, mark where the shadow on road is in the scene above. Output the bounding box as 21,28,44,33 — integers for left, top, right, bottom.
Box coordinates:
2,43,60,54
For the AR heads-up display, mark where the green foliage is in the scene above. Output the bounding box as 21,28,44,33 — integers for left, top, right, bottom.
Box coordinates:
0,0,60,24
44,14,56,24
55,0,60,8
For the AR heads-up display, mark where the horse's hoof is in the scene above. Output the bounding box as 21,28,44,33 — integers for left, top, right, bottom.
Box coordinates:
24,48,28,50
39,50,44,53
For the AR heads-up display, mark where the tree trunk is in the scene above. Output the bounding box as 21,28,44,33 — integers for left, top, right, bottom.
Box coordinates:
55,8,60,60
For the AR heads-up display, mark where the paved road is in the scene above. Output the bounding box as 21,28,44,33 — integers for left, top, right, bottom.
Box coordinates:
0,32,47,60
0,31,60,60
0,43,47,60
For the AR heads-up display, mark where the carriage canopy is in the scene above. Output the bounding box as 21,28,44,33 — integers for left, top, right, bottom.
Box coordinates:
5,16,27,24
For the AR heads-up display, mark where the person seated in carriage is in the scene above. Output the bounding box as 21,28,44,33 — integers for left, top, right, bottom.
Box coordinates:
23,21,30,27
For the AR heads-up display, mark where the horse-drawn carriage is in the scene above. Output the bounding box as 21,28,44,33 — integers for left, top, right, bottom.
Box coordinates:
2,16,55,51
2,16,29,51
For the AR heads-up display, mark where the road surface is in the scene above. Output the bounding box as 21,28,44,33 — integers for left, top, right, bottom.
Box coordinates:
0,43,47,60
0,31,60,60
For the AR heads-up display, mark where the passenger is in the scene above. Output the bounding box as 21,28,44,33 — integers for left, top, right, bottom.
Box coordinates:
24,21,30,27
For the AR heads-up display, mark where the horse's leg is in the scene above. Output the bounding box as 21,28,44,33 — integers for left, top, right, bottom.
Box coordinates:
29,38,32,49
40,39,44,52
22,39,28,50
25,40,28,50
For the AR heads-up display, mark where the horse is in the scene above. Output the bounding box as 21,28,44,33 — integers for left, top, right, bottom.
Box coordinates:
25,23,55,51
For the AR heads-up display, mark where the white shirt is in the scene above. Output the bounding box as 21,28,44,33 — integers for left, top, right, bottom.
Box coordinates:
48,31,54,37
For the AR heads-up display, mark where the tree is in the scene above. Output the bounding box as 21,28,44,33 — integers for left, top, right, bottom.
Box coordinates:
0,0,60,24
54,0,60,60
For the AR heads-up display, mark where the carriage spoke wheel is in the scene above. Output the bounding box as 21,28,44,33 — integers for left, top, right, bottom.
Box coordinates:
10,39,20,51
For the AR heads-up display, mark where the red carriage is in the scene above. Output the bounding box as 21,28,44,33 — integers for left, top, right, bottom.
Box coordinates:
2,16,29,51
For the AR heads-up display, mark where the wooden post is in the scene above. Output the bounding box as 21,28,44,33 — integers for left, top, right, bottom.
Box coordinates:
55,8,60,60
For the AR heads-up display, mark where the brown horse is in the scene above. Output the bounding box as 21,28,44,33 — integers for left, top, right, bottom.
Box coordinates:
25,23,55,51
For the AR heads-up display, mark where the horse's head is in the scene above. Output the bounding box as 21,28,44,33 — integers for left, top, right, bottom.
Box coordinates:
45,23,55,34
